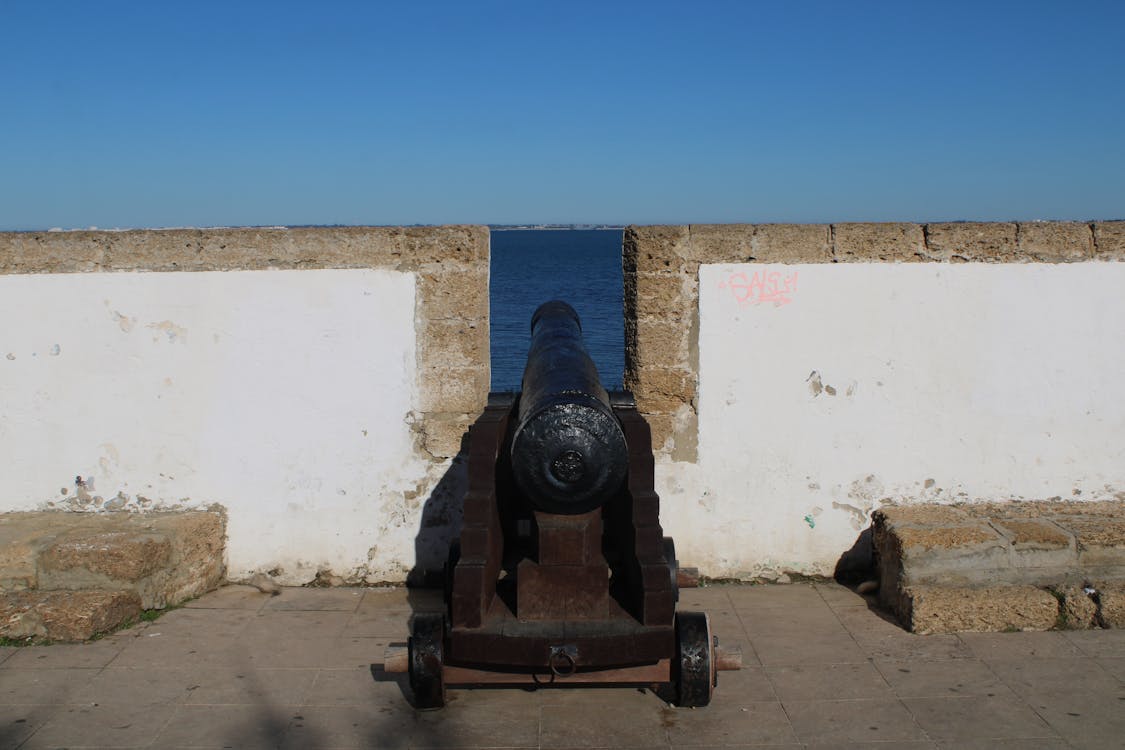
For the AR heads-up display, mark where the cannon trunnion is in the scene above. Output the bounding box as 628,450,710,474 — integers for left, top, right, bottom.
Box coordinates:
386,301,740,707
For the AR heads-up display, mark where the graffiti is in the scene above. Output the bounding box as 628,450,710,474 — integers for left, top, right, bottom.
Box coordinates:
719,269,798,307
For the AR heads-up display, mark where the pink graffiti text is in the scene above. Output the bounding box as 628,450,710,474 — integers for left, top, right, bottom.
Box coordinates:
719,269,799,307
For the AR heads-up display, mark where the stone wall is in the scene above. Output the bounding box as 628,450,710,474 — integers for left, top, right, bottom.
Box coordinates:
625,222,1125,580
625,222,1125,459
0,226,489,458
0,226,489,584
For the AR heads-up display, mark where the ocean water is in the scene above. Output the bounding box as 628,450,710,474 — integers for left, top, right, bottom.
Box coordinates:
489,229,624,392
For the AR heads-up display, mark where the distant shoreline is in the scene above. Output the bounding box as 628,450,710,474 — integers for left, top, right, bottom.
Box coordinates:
489,225,624,231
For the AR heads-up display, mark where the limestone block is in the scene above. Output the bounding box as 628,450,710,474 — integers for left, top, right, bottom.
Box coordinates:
101,229,212,271
924,222,1017,262
0,232,108,274
416,318,489,370
876,505,972,527
1098,581,1125,627
1093,221,1125,260
39,531,173,583
1061,516,1125,569
1055,584,1099,629
750,224,832,263
991,518,1078,572
401,225,489,264
685,224,756,262
0,590,141,642
903,585,1058,634
629,367,696,413
625,317,693,371
288,226,400,267
0,517,53,590
622,226,693,276
417,365,489,413
415,411,472,459
873,507,1012,612
624,271,697,321
833,223,926,262
0,541,37,591
192,228,294,269
1017,222,1092,261
900,525,1011,586
153,510,227,608
640,413,676,454
416,268,489,321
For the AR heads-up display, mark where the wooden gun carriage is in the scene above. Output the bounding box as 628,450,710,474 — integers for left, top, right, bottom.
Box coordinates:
385,301,740,708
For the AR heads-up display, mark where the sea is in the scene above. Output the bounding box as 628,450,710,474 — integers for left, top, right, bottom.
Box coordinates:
488,229,624,392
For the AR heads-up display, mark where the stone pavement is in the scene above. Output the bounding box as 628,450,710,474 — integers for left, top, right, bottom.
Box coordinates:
0,583,1122,749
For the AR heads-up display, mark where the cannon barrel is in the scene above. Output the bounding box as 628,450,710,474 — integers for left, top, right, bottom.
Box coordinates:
510,301,628,514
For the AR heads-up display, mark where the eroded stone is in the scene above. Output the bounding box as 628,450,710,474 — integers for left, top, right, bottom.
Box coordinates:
904,585,1058,634
0,590,141,642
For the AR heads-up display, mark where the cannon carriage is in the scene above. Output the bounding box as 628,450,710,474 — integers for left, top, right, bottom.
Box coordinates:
385,301,740,708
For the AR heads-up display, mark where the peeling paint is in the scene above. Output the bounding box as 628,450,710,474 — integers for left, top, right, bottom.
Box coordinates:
109,309,136,332
807,370,823,397
146,320,187,343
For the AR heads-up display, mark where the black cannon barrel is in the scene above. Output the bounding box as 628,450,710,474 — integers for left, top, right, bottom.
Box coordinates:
510,301,629,514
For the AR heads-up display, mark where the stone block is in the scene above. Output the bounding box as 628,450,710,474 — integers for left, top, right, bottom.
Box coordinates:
833,223,926,262
192,228,293,269
1017,222,1093,261
417,365,489,413
895,524,1012,585
1054,584,1099,629
1,510,225,610
416,318,489,370
902,585,1058,634
638,412,675,454
685,224,756,262
288,226,401,267
875,505,972,527
924,222,1018,262
0,590,142,642
101,229,208,271
1093,221,1125,260
147,510,227,608
0,232,109,274
1098,581,1125,627
2,225,487,275
401,225,489,264
751,224,832,263
416,268,489,321
629,367,696,413
624,271,696,322
991,518,1078,573
622,226,692,276
0,517,54,590
40,531,173,583
625,317,693,371
414,411,472,459
1064,516,1125,569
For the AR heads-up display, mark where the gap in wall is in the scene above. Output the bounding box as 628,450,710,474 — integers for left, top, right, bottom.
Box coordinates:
488,228,624,392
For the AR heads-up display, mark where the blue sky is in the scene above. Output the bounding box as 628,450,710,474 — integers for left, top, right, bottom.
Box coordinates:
1,1,1122,229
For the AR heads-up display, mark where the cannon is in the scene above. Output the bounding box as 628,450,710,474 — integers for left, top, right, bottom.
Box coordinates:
384,301,741,708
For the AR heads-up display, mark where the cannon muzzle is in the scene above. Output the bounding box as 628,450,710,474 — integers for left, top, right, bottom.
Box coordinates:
510,301,628,514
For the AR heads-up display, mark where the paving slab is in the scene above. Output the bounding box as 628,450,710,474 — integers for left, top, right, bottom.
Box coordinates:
0,582,1120,748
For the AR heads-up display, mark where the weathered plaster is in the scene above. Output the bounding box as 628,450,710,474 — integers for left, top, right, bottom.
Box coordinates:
624,223,1125,578
0,225,490,584
0,225,490,459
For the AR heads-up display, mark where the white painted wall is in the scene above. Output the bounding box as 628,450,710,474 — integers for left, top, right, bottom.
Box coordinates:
0,269,437,583
658,263,1125,578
